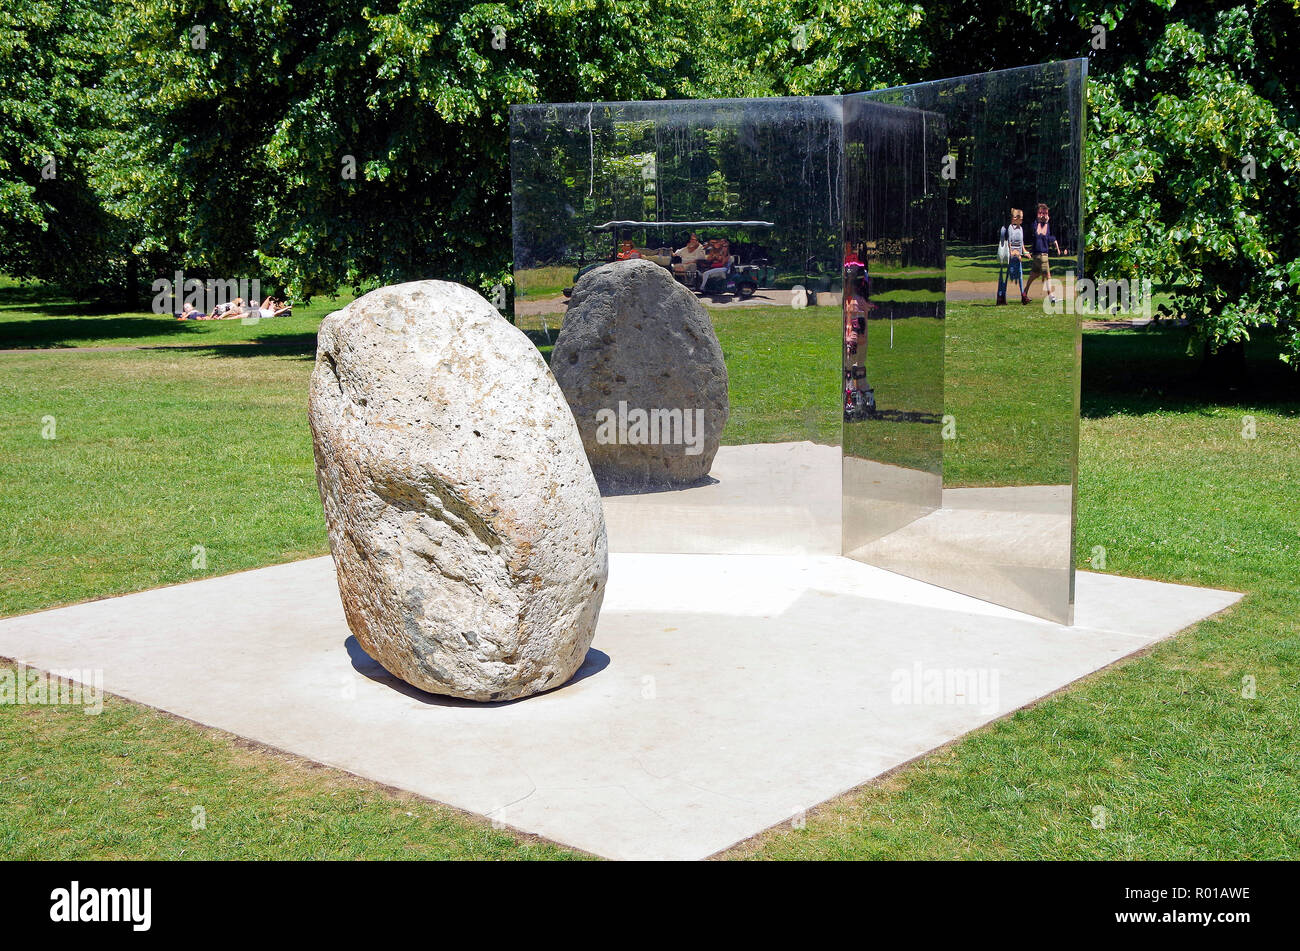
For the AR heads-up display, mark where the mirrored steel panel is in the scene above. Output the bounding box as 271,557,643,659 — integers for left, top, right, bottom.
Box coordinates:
511,97,845,555
845,61,1085,623
511,60,1085,621
841,98,946,558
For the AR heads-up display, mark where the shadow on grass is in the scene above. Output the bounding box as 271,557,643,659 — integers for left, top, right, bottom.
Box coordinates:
184,334,319,360
0,282,340,349
0,315,211,348
0,282,90,308
1082,325,1300,417
0,331,320,360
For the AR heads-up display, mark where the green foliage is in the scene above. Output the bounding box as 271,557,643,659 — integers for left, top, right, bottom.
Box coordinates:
679,0,929,98
1083,2,1300,364
96,0,703,300
510,97,843,276
0,0,126,295
3,0,1299,368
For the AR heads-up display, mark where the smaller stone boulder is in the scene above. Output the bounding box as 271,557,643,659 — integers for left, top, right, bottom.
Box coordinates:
552,259,729,487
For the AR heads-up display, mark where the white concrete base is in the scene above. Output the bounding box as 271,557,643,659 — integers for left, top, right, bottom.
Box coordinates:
0,553,1239,860
604,441,841,554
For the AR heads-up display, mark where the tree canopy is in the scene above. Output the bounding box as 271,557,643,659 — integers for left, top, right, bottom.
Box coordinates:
1,0,1297,364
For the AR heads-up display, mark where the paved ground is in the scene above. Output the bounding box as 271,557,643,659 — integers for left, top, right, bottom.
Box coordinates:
0,443,1241,860
603,441,841,555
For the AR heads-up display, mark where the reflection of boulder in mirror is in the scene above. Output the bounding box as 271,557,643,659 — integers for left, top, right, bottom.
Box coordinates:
552,260,729,490
510,60,1085,624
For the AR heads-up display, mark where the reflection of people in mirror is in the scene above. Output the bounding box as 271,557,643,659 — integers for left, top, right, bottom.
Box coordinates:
617,239,641,260
997,207,1028,305
1022,203,1062,304
673,233,707,281
698,238,730,290
843,253,876,420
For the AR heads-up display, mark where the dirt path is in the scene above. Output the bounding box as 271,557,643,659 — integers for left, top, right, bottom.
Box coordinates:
515,287,836,317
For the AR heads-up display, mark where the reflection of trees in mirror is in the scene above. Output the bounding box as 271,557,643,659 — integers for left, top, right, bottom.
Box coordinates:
853,64,1085,256
512,99,843,281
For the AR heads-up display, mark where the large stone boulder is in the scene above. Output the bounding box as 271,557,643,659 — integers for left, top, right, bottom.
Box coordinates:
552,259,729,487
308,281,607,702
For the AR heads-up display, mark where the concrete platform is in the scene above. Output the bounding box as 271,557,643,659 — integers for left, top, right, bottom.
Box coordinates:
608,444,1076,621
604,441,841,554
0,551,1239,860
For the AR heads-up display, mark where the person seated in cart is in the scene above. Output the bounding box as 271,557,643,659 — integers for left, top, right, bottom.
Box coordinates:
673,233,708,282
698,238,731,291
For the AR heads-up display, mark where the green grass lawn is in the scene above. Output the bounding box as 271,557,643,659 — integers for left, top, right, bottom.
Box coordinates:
1,283,1297,859
947,243,1005,283
943,302,1078,486
0,348,327,616
512,266,572,301
845,314,944,475
713,305,841,445
0,691,584,860
947,242,1076,286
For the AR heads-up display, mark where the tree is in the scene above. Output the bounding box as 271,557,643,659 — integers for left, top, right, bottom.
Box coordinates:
686,0,1300,368
1078,1,1300,365
5,0,1297,371
97,0,704,300
0,0,127,296
680,0,930,99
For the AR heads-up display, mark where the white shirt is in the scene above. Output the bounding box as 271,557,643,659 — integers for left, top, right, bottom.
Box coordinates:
676,245,708,265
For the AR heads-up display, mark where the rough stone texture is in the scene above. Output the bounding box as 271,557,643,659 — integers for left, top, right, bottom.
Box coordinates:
552,259,729,487
308,281,608,702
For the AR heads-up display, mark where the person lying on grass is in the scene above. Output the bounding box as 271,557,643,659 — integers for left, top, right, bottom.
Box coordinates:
257,297,291,319
203,297,247,320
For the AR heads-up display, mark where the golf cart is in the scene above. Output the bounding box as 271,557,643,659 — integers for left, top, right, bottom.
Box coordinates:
563,220,775,299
